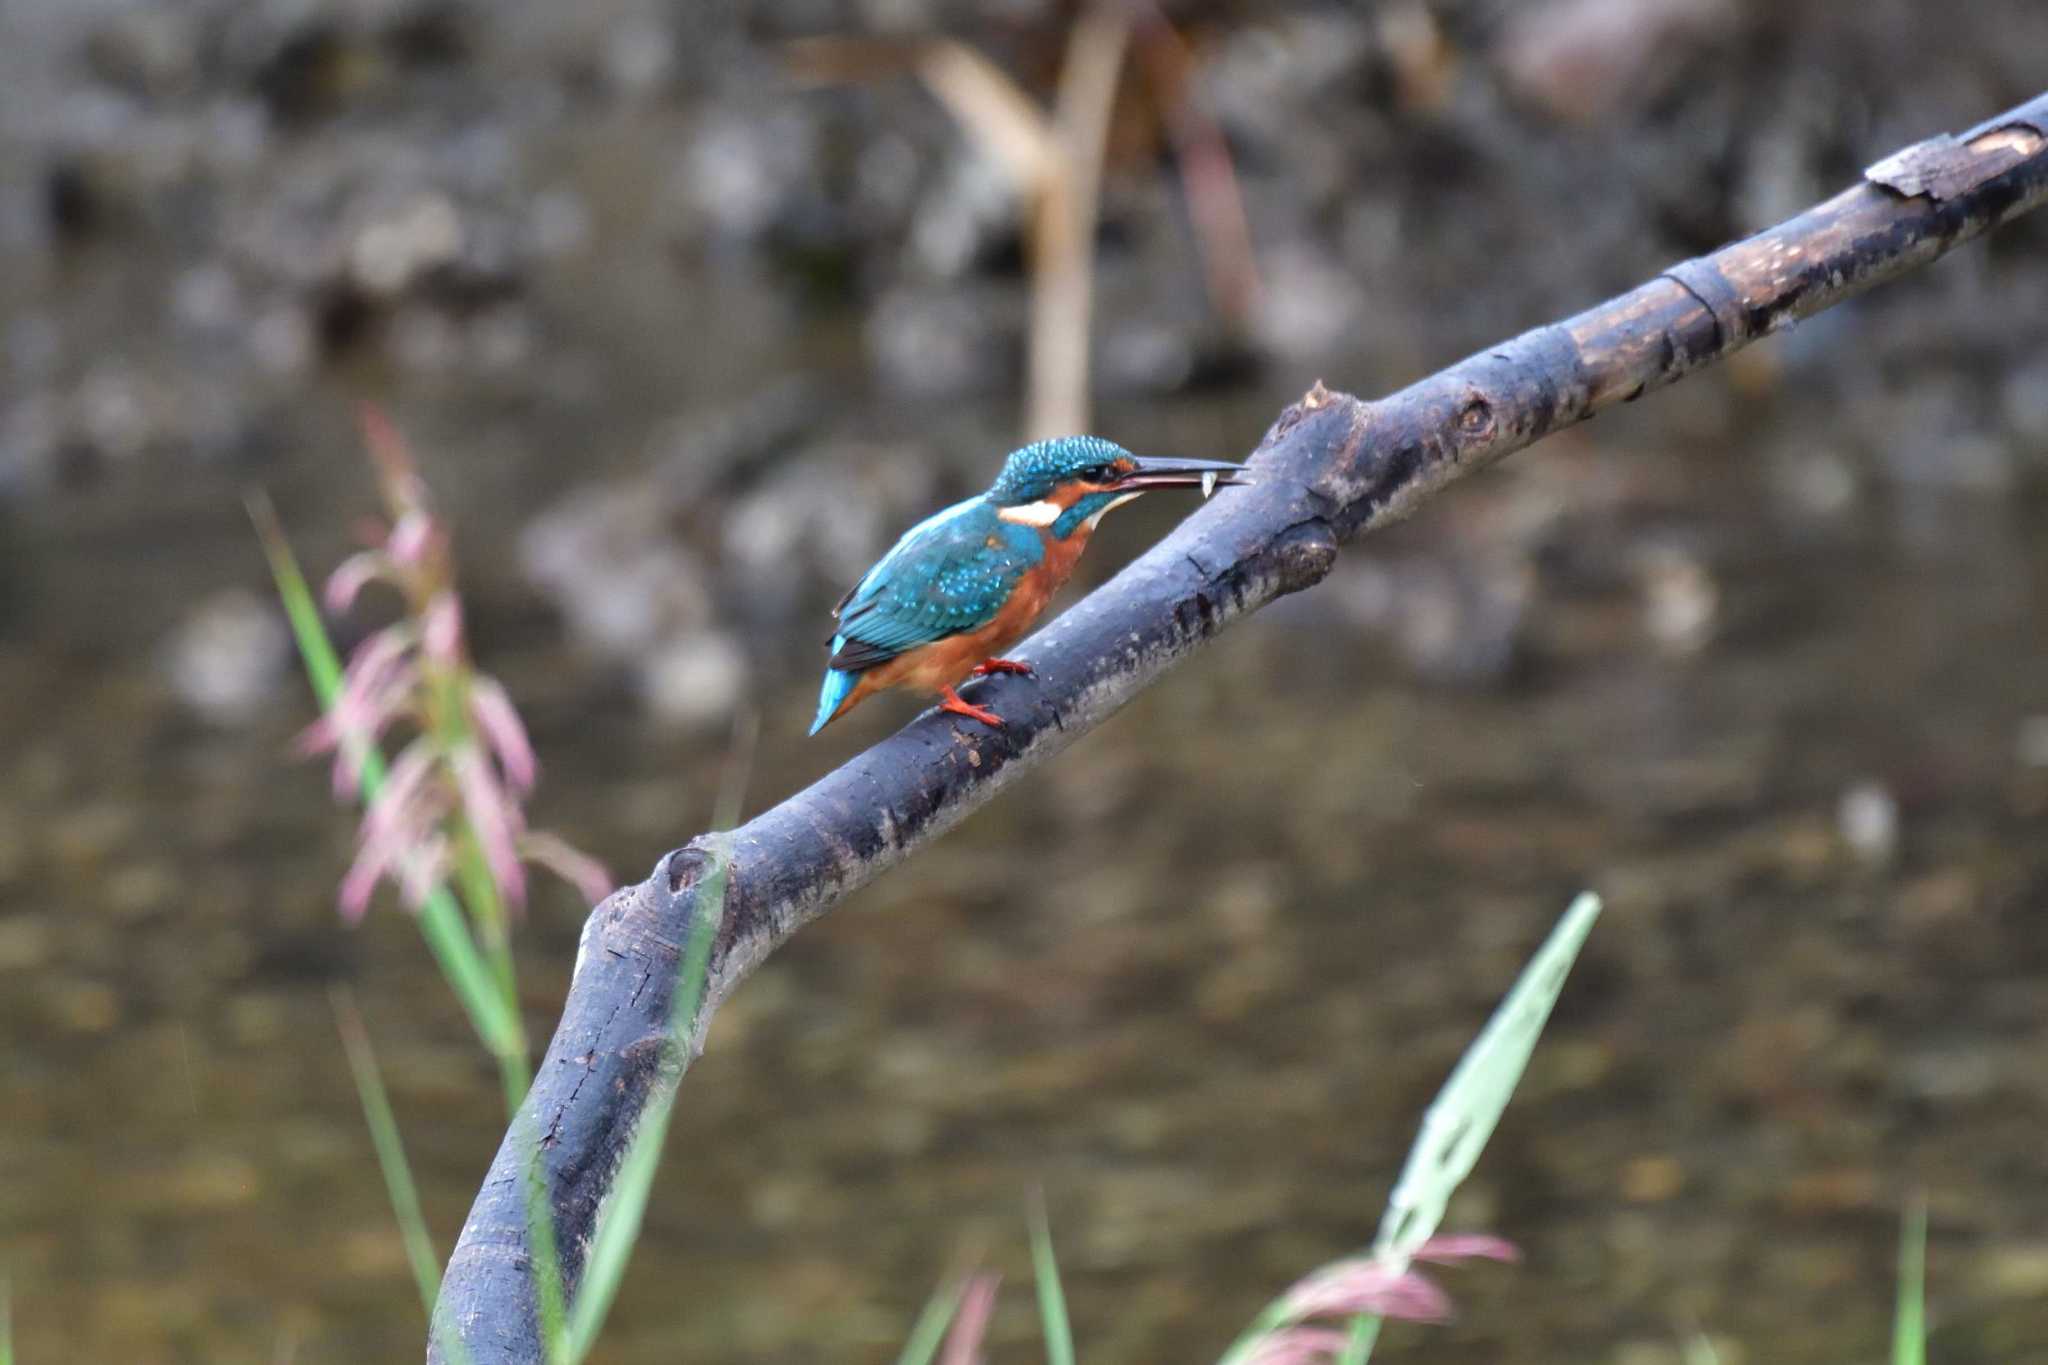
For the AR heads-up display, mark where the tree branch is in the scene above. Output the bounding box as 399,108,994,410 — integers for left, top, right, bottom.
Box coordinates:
429,91,2048,1363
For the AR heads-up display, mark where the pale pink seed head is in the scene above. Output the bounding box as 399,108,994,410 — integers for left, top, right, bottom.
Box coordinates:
421,593,463,666
386,509,437,569
468,675,538,795
1240,1326,1353,1365
324,551,388,615
519,830,614,906
454,745,527,908
937,1274,1001,1365
333,628,416,730
1413,1234,1520,1266
395,834,452,911
362,740,442,843
1280,1259,1453,1325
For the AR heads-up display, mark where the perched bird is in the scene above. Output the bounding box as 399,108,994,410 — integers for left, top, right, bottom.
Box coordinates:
811,435,1248,735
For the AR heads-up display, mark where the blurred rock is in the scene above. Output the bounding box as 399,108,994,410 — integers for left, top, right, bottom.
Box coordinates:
161,588,291,724
2001,356,2048,448
0,395,63,495
1322,551,1531,684
171,262,244,337
523,187,592,260
677,106,820,242
908,147,1019,279
1768,443,1861,522
249,302,316,376
74,363,158,464
1495,0,1740,124
1206,12,1371,155
1896,1039,2001,1105
1099,320,1196,395
638,630,750,730
1254,246,1364,365
865,284,1012,397
601,16,676,100
722,442,939,612
519,485,713,657
1837,781,1899,866
1635,542,1718,654
83,9,200,98
349,192,463,297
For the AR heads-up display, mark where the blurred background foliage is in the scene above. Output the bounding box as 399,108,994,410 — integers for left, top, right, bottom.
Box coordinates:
1,0,2046,1361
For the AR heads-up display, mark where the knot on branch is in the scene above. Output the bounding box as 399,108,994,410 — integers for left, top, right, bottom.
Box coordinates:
1269,520,1339,596
664,842,718,894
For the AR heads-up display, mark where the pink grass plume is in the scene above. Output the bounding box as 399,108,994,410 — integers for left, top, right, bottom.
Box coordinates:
938,1273,1001,1365
1413,1234,1520,1266
453,745,528,908
468,676,538,796
324,551,388,614
1280,1259,1454,1325
518,831,613,907
1239,1327,1355,1365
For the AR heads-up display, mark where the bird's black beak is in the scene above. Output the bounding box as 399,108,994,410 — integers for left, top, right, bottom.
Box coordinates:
1109,456,1252,496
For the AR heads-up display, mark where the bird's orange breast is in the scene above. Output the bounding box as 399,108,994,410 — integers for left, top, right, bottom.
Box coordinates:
855,524,1092,701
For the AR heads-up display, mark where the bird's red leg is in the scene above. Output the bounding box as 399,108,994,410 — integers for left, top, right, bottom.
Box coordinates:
971,658,1033,677
938,685,1005,728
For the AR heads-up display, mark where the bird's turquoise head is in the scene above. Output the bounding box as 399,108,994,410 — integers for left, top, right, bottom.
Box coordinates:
985,436,1249,539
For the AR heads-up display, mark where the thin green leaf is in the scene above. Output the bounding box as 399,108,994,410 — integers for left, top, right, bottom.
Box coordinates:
2,1277,13,1365
330,988,441,1318
1219,893,1603,1365
1681,1333,1723,1365
1894,1196,1927,1365
1029,1194,1075,1365
247,492,528,1094
560,842,732,1362
1335,1312,1382,1365
1373,892,1603,1261
895,1274,970,1365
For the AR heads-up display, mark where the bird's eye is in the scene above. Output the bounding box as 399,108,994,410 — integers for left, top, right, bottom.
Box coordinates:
1085,463,1117,483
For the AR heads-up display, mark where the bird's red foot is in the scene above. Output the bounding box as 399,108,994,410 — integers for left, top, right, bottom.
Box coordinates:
971,657,1034,677
939,685,1004,728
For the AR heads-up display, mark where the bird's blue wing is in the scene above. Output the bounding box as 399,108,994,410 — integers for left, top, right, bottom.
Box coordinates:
829,500,1043,672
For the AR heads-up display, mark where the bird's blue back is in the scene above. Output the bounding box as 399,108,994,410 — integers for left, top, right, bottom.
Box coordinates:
810,498,1045,733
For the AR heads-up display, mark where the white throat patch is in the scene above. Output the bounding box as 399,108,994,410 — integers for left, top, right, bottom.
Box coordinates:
997,499,1062,527
1084,492,1141,529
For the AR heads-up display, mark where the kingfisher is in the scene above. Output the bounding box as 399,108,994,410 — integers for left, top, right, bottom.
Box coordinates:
811,435,1249,735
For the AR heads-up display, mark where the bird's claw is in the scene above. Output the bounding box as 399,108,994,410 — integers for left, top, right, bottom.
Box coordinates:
939,686,1005,729
971,658,1034,677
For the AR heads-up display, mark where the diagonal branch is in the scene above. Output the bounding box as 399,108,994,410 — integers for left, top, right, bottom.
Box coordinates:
429,92,2048,1363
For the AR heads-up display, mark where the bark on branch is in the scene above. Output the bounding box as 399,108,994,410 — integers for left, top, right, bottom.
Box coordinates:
429,92,2048,1362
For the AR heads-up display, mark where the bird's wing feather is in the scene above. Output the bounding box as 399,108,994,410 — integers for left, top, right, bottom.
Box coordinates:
829,500,1042,672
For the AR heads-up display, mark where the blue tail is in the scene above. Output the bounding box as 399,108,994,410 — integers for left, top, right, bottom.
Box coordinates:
810,667,859,735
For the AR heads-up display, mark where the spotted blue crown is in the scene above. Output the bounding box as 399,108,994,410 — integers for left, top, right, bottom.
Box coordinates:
987,436,1132,504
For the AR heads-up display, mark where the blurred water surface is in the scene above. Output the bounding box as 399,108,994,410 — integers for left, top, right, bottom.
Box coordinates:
3,2,2048,1362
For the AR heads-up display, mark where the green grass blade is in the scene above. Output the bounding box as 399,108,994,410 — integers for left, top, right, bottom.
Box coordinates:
1220,892,1603,1365
1029,1194,1076,1365
331,988,442,1318
248,493,528,1090
1334,1312,1382,1365
1681,1333,1722,1365
1374,892,1603,1261
560,845,732,1362
2,1277,13,1365
1894,1197,1927,1365
894,1275,969,1365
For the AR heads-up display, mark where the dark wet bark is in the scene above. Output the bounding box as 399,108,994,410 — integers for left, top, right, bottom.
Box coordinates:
430,91,2048,1363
